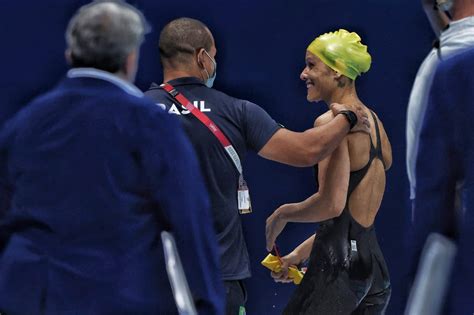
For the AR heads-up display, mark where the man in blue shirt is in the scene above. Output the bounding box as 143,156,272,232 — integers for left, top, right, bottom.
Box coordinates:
145,17,370,314
0,2,223,314
410,48,474,314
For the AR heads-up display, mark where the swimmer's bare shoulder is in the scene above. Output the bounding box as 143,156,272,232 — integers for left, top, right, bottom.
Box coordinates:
314,110,335,127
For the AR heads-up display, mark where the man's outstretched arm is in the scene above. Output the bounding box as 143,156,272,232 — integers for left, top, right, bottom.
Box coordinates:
259,103,369,167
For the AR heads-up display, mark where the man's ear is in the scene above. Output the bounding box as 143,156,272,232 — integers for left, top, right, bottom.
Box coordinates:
124,49,139,80
196,48,206,68
126,50,138,68
65,49,72,65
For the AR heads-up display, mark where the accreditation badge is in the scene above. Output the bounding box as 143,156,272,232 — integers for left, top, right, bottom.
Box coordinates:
238,175,252,214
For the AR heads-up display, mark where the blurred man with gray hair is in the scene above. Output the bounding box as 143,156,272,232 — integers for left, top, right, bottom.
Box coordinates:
0,1,224,314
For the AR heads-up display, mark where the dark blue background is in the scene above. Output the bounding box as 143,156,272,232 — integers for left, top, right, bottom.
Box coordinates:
0,1,434,313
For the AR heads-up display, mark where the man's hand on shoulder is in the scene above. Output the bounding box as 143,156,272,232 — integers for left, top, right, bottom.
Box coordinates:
330,102,370,134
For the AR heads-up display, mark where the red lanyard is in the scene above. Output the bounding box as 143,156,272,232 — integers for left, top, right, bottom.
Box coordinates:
273,244,283,264
161,83,243,174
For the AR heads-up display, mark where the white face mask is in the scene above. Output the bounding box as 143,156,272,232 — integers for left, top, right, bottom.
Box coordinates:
203,50,217,88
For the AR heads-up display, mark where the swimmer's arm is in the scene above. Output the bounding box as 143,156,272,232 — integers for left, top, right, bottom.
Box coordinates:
265,117,350,250
422,0,450,37
277,111,350,222
292,234,316,262
275,137,350,223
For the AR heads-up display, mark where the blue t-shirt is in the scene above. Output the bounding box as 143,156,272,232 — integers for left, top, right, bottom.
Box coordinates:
145,77,280,280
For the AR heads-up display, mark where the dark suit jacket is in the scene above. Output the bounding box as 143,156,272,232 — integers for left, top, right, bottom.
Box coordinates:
0,68,224,315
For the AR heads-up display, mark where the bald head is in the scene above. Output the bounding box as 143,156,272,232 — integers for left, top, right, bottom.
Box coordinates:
66,0,148,73
159,17,214,67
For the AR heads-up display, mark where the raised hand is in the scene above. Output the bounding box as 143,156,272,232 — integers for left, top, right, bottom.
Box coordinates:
271,251,303,283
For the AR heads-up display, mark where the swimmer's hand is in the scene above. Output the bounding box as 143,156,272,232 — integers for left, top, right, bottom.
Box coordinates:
271,251,303,284
330,102,370,134
266,204,293,251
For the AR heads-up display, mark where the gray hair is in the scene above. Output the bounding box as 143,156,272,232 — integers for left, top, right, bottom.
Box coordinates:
66,0,149,73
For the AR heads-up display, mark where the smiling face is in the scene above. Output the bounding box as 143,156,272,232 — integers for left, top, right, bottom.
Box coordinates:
300,51,338,103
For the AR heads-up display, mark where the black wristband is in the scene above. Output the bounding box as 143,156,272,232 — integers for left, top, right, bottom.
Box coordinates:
338,110,358,130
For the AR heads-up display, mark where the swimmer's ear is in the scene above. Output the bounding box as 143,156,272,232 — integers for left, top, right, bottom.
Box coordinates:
334,71,347,87
334,71,353,87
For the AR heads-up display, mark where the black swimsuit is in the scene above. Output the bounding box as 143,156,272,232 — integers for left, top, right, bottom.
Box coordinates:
283,111,391,315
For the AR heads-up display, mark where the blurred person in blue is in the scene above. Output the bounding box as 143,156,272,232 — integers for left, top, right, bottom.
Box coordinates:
406,0,474,204
410,47,474,314
0,1,223,314
404,0,474,311
145,18,371,315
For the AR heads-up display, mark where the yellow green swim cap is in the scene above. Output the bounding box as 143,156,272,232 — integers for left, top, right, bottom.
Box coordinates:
307,29,371,80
